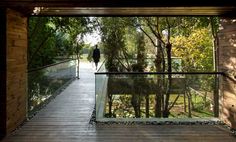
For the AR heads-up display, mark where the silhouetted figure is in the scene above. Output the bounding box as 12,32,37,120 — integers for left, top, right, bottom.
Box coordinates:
92,45,100,70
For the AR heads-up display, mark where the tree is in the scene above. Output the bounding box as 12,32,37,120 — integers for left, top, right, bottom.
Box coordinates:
96,16,217,118
172,28,213,72
28,17,90,70
132,17,174,117
132,16,216,117
29,17,57,69
131,32,147,118
100,17,130,72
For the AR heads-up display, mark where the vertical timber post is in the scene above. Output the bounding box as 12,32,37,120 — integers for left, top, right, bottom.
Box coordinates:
0,8,7,139
6,8,28,135
0,8,28,139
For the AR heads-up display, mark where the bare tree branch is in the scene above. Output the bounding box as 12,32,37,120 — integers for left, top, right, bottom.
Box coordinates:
166,17,171,44
168,94,180,110
144,17,165,45
121,47,131,70
28,28,57,66
115,57,130,71
139,26,157,47
144,18,160,39
30,18,42,38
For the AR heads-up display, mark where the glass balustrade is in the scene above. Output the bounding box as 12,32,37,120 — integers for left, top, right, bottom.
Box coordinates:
28,59,77,117
95,61,221,121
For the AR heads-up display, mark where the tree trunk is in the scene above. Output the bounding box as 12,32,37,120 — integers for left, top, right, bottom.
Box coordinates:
184,93,187,112
155,94,162,117
76,54,80,79
163,43,172,118
188,92,192,118
154,43,163,118
204,92,207,107
108,94,112,117
145,94,149,118
131,94,141,118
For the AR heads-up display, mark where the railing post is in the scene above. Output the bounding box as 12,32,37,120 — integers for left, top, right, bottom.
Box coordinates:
76,59,80,79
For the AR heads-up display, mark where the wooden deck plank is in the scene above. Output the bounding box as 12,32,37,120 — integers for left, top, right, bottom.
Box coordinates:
1,62,236,142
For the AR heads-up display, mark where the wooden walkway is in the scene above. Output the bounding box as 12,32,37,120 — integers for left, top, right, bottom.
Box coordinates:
2,62,236,142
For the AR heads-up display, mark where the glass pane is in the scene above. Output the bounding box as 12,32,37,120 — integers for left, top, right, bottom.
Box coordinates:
28,60,76,117
95,72,218,120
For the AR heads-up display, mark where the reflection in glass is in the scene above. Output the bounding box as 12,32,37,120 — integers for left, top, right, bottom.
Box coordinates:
96,73,218,119
28,60,76,117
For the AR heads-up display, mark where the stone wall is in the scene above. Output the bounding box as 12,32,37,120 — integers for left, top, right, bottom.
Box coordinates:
218,18,236,129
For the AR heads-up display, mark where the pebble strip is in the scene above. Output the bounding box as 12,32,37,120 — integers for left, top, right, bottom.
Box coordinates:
89,107,236,136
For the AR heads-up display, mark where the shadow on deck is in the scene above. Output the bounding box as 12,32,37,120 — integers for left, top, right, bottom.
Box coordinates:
2,62,235,142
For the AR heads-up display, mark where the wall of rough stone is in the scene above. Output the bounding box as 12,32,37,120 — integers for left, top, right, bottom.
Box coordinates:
218,18,236,129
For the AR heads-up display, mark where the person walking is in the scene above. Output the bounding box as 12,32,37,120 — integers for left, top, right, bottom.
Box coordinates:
92,44,100,70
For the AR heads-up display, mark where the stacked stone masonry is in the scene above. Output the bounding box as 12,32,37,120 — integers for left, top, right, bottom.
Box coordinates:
218,18,236,129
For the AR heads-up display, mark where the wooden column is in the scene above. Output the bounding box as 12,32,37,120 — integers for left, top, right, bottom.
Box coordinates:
0,8,7,139
218,18,236,129
0,8,28,138
6,8,28,134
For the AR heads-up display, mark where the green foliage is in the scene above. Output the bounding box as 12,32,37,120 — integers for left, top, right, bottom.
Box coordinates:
99,16,218,119
86,45,94,62
132,32,147,72
172,28,214,72
29,17,90,70
28,61,76,116
100,17,128,71
29,17,57,69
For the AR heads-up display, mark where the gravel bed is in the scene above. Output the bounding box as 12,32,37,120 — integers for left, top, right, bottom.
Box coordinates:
89,106,236,136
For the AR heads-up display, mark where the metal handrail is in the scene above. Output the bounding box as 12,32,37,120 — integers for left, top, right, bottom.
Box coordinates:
28,59,75,73
95,71,224,75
